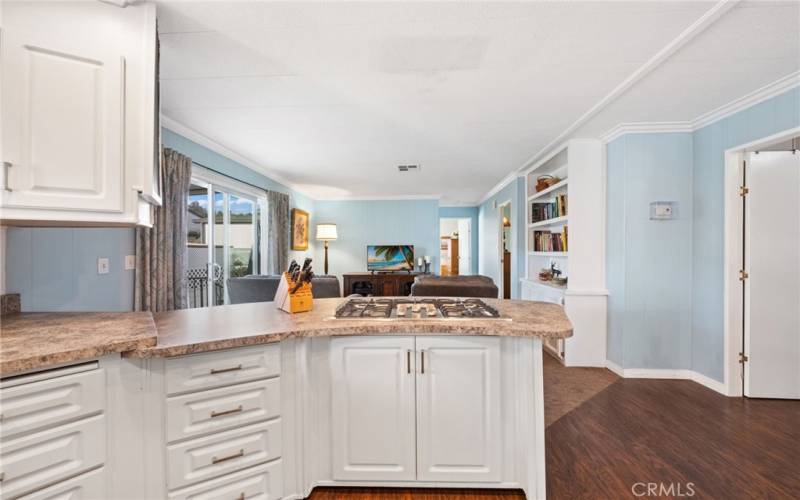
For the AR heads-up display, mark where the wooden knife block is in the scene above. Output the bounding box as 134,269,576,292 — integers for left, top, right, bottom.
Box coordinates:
275,272,313,314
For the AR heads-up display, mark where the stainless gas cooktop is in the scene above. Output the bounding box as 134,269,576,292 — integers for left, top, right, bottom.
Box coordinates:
333,298,508,320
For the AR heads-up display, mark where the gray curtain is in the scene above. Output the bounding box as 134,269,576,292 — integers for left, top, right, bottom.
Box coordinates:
267,190,290,274
135,148,192,312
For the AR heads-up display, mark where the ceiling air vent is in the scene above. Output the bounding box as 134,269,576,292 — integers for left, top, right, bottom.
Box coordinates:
398,165,421,173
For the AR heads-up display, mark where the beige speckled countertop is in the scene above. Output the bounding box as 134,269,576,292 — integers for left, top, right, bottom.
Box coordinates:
0,312,157,375
127,297,572,358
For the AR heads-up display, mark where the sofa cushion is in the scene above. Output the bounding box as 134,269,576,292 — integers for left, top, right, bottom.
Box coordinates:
227,275,341,304
410,275,499,299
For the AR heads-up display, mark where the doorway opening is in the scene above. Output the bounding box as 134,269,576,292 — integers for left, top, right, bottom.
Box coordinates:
724,127,800,398
498,201,512,299
439,218,472,276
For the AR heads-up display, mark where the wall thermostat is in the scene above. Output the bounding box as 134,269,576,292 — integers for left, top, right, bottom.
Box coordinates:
650,201,676,220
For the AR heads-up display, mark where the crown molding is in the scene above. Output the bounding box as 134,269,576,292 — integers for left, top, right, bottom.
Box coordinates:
600,121,694,143
160,114,316,200
599,71,800,143
477,171,522,206
692,70,800,130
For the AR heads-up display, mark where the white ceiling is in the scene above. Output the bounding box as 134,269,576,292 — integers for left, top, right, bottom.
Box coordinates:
157,1,799,204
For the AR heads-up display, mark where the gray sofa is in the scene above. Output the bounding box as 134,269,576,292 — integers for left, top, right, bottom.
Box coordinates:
410,275,499,299
227,275,341,305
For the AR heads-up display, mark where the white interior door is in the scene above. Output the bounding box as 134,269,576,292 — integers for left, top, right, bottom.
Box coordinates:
330,336,417,481
1,29,123,211
415,336,501,482
744,151,800,399
457,219,472,275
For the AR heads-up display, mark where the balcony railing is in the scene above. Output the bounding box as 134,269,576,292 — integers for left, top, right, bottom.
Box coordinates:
187,268,224,308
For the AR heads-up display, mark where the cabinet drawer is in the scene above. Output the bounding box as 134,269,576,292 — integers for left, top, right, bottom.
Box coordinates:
168,460,282,500
0,415,105,499
17,466,105,500
165,344,281,396
166,419,281,490
166,378,280,443
0,368,104,439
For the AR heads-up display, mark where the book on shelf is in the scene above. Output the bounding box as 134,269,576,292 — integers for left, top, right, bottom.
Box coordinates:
532,225,568,252
531,194,568,223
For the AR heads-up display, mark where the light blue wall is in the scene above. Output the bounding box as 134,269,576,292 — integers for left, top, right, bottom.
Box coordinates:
6,228,135,311
691,86,800,381
606,133,694,370
478,177,525,299
438,206,479,275
313,199,440,284
607,86,800,381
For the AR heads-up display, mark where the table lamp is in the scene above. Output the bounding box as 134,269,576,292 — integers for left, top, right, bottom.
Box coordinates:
316,223,338,275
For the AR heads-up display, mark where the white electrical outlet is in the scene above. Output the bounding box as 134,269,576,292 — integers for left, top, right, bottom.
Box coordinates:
98,258,110,275
124,255,136,270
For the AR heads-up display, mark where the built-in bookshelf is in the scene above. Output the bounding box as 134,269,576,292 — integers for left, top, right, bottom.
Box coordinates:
520,139,606,368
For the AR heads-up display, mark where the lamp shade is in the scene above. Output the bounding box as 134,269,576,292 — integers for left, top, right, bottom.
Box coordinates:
316,223,338,241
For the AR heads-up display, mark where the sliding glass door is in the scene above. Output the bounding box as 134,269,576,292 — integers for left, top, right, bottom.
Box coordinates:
187,168,264,308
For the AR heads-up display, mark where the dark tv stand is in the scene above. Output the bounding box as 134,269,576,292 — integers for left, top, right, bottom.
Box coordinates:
344,272,423,296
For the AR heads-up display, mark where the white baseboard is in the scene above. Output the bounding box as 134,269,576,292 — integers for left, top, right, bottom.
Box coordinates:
604,361,729,396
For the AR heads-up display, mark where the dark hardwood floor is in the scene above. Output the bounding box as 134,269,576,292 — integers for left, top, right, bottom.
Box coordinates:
546,379,800,499
308,372,800,500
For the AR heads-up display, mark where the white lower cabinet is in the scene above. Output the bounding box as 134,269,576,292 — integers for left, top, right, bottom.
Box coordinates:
166,419,282,490
330,336,417,481
17,467,106,500
168,461,283,500
415,337,501,482
330,336,502,484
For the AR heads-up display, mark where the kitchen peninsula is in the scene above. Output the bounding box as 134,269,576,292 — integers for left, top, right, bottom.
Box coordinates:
0,298,571,500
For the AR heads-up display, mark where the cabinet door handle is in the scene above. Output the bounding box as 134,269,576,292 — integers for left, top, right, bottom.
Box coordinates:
2,162,11,192
407,350,411,374
210,364,242,375
420,350,425,374
210,405,243,418
211,448,245,465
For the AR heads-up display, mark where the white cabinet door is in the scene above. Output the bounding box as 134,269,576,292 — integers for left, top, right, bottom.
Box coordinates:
0,29,124,212
330,336,416,481
415,336,501,482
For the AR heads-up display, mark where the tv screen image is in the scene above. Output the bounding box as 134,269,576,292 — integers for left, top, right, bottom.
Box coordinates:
367,245,414,271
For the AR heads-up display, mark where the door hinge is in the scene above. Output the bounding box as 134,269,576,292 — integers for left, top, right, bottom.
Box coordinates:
739,352,749,363
739,186,749,197
739,270,749,281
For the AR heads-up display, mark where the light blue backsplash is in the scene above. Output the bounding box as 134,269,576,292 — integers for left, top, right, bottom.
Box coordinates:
608,86,800,381
691,86,800,381
312,199,440,284
6,227,135,311
438,206,479,275
606,133,694,370
478,177,525,299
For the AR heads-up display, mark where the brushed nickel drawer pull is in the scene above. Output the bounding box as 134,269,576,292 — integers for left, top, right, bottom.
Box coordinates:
407,350,411,374
421,350,425,374
210,405,243,418
210,364,243,375
2,162,11,192
211,448,244,465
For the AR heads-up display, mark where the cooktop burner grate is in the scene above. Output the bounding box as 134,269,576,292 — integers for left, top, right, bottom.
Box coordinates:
334,298,504,320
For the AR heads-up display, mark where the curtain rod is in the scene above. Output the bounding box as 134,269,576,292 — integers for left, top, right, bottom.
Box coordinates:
190,160,272,194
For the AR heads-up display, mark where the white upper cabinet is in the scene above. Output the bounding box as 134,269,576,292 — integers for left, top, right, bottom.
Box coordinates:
1,30,124,212
330,336,417,481
0,1,159,225
415,336,501,483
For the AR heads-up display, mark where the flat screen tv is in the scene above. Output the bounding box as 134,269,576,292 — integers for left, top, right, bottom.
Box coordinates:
367,245,414,272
